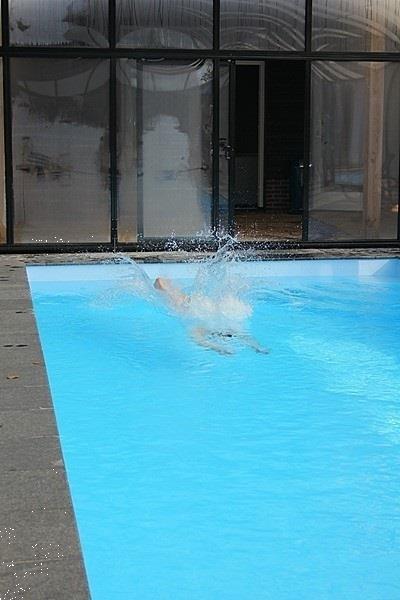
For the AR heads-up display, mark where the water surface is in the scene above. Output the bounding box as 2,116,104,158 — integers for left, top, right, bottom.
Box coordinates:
28,260,400,599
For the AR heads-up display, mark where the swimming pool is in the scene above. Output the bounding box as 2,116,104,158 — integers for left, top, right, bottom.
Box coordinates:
27,258,400,599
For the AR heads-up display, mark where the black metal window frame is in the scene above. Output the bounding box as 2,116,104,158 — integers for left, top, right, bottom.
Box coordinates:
1,0,400,253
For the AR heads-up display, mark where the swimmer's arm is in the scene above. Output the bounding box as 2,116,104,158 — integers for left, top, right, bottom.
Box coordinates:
191,327,234,356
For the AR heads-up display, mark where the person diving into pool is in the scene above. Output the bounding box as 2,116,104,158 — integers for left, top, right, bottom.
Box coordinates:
154,277,268,356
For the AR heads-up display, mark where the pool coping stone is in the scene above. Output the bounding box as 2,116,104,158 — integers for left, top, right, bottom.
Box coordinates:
0,255,91,600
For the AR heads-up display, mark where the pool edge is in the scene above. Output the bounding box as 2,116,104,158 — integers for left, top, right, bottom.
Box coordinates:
13,246,400,267
0,255,91,599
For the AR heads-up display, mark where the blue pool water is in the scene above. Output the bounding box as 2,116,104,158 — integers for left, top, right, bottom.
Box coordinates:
27,259,400,599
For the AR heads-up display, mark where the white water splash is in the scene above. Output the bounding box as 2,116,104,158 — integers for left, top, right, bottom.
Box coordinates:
92,238,268,355
114,237,254,332
186,239,253,329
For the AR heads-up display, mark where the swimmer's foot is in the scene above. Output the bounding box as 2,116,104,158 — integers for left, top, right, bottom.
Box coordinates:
255,346,269,354
251,345,269,354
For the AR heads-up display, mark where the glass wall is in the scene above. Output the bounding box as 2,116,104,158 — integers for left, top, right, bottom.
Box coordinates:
9,0,109,47
0,2,399,248
313,0,400,52
131,60,213,239
0,59,5,244
117,59,138,243
116,1,213,48
309,61,400,241
11,58,110,244
219,62,231,233
220,0,306,50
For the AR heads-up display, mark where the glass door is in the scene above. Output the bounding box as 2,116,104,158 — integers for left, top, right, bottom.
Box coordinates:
220,59,305,242
219,60,265,239
218,60,236,234
137,59,214,241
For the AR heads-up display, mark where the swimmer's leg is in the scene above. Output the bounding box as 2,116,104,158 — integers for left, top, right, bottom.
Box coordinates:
154,277,189,310
191,327,235,356
235,332,269,354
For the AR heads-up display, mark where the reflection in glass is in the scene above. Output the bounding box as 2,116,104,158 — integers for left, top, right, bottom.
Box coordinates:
116,1,213,48
220,0,306,50
0,60,5,244
117,60,138,243
309,61,399,241
218,62,231,234
10,0,108,47
11,59,110,244
313,0,400,52
131,60,213,239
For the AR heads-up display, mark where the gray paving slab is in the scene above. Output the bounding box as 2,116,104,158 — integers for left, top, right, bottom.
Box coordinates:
0,269,28,284
0,309,38,334
0,436,62,471
2,248,400,267
0,508,82,562
0,347,43,366
0,284,31,299
0,470,72,515
0,298,33,311
0,557,89,600
0,258,91,599
0,332,43,350
0,409,57,440
0,350,45,371
0,385,52,410
0,365,48,388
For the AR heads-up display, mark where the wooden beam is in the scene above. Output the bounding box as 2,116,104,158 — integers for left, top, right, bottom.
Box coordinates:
363,4,385,238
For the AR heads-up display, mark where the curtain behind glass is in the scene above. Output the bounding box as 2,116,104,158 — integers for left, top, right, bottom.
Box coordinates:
117,59,138,243
309,61,400,241
10,0,109,47
116,1,213,48
0,60,5,244
220,0,306,50
137,60,213,239
219,62,230,233
11,58,110,244
313,0,400,52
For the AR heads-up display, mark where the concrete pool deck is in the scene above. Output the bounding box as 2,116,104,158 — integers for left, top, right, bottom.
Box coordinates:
1,247,400,599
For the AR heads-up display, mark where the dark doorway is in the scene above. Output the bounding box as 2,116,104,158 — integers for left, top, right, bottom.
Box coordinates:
233,61,306,241
234,64,261,210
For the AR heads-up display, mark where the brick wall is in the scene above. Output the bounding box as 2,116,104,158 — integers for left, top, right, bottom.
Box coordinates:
265,179,290,211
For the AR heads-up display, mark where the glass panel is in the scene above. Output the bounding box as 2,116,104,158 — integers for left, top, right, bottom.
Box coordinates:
220,0,306,50
11,58,110,244
137,60,213,239
9,0,108,47
262,61,304,241
313,1,400,52
309,61,399,241
116,1,213,49
0,59,5,244
117,59,138,243
219,61,230,234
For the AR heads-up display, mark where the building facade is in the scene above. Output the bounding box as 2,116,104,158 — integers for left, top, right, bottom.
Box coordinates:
1,0,400,251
